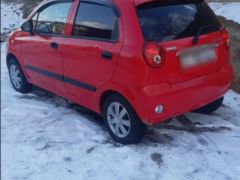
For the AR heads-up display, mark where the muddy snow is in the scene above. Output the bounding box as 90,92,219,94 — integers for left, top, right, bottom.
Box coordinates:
1,2,240,180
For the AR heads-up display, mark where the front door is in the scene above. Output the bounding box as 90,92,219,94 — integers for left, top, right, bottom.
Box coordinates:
62,2,123,107
20,1,72,94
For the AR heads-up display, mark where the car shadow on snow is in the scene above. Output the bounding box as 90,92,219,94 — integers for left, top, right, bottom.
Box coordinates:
18,85,232,146
19,86,106,129
159,115,232,133
144,115,232,144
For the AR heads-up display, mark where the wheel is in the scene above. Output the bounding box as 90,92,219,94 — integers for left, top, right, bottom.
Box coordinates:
103,94,147,144
8,58,32,93
194,97,224,114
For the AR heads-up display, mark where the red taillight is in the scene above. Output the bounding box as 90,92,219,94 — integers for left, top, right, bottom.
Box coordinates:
143,42,165,68
221,29,230,49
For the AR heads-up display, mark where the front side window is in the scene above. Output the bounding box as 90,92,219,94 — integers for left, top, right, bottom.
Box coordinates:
72,3,118,41
35,2,72,35
32,13,38,29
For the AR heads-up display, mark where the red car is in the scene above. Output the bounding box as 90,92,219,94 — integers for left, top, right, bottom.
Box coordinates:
6,0,233,144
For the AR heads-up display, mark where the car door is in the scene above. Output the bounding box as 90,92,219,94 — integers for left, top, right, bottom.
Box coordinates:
20,1,73,94
62,1,123,107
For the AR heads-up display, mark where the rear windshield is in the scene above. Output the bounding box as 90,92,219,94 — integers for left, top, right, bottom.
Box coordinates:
136,1,222,42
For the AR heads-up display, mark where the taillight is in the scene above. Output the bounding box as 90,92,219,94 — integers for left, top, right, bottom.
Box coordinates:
143,42,165,68
221,29,230,49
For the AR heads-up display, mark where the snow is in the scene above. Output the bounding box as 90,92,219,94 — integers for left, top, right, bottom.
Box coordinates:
0,3,24,34
209,2,240,24
1,2,240,180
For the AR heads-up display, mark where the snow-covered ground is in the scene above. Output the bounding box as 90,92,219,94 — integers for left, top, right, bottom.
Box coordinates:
209,2,240,24
1,2,240,180
0,2,24,34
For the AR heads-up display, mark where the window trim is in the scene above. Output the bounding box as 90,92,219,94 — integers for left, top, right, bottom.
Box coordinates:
30,0,73,37
71,1,120,43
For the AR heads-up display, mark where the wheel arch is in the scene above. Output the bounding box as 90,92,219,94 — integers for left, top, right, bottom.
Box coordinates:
99,90,122,113
97,85,137,116
6,53,18,67
6,53,30,81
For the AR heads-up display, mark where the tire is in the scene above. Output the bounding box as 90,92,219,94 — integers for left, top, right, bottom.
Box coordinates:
194,97,224,114
103,94,147,144
8,58,32,93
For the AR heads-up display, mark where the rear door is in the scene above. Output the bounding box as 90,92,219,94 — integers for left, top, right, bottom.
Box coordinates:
62,1,122,104
136,0,225,84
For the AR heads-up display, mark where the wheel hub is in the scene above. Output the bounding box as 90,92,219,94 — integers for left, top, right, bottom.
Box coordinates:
107,102,131,138
10,64,21,89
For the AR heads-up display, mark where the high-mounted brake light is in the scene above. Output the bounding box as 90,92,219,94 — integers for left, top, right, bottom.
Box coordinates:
143,42,165,68
221,28,230,49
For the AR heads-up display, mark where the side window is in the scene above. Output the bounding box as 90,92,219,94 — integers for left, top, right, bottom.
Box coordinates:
35,2,72,35
32,13,38,29
72,3,118,41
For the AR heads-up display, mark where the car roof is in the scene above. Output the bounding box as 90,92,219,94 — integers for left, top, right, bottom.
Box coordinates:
134,0,157,6
113,0,157,6
41,0,156,6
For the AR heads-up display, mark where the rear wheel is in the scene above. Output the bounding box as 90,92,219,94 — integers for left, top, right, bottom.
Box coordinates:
103,94,147,144
8,58,32,93
194,97,224,114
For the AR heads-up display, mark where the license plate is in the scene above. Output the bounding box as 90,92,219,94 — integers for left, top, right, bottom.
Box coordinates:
180,45,217,69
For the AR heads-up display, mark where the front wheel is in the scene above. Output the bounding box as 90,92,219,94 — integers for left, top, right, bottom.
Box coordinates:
103,94,147,144
8,58,32,93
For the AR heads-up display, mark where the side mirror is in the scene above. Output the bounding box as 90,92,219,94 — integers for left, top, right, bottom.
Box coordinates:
21,21,33,35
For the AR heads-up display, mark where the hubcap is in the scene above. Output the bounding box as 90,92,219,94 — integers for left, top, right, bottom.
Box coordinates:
10,64,21,89
107,102,131,138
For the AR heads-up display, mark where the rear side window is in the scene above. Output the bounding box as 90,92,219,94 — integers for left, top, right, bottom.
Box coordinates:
72,2,118,41
137,1,222,42
35,2,72,35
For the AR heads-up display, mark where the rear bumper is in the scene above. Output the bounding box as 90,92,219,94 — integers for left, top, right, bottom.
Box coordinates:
135,65,233,125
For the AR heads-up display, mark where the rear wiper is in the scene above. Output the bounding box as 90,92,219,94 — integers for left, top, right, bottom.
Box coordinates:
192,25,220,45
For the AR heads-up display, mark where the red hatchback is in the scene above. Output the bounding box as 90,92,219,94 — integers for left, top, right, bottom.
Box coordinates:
6,0,233,144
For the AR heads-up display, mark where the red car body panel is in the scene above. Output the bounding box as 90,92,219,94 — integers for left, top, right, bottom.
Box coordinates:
7,0,233,125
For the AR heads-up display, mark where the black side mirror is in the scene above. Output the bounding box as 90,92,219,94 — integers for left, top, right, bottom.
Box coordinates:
21,21,33,35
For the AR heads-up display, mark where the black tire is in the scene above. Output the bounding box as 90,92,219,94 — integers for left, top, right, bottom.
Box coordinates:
8,58,32,93
103,94,147,144
194,97,224,114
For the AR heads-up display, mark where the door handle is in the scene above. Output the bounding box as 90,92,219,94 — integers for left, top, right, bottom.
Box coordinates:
50,42,58,49
101,51,113,60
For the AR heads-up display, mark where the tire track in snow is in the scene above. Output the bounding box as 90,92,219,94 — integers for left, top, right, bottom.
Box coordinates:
177,115,240,179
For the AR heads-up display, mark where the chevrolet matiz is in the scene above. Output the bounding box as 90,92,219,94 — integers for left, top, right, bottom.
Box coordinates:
6,0,233,144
